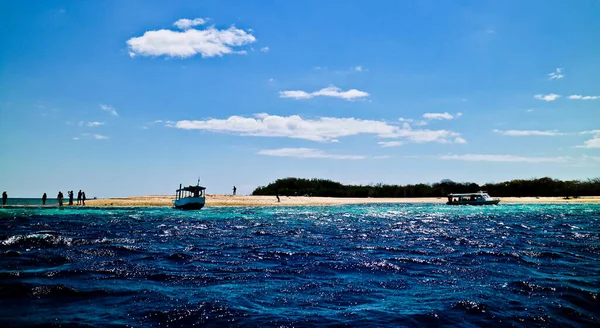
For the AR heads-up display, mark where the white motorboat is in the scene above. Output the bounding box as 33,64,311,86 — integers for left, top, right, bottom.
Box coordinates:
173,180,206,210
447,191,500,205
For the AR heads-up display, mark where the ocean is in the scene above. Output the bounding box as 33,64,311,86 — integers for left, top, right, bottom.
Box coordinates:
1,204,598,327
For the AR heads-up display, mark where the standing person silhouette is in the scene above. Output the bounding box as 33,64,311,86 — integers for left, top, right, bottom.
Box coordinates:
77,190,82,205
2,191,7,206
82,191,86,206
57,191,64,208
233,186,237,196
42,193,47,205
68,191,74,206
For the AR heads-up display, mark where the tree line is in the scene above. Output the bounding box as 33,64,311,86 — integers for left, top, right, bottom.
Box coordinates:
252,177,600,198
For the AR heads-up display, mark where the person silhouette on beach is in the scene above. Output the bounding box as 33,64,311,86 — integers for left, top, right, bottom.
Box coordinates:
57,191,64,208
42,193,47,205
276,193,280,203
233,186,237,196
2,191,7,206
77,190,82,205
82,191,86,206
68,191,74,206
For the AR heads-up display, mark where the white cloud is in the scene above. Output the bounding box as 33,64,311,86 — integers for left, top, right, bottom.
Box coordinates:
493,129,565,136
355,66,363,72
548,68,564,80
100,104,118,116
454,137,467,144
173,113,464,144
173,18,207,30
580,130,600,135
374,155,391,159
533,94,560,101
268,78,274,82
279,90,313,99
72,137,79,141
576,135,600,148
378,141,403,148
260,46,269,53
423,112,454,120
526,108,535,112
257,148,366,160
80,133,109,140
87,121,104,127
568,95,599,100
440,154,567,163
279,85,369,101
126,19,256,58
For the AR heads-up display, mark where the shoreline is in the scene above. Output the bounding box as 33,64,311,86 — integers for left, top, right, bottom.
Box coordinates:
2,195,597,208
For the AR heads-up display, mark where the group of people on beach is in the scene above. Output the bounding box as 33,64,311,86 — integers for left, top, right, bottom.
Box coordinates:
54,190,86,207
1,190,88,207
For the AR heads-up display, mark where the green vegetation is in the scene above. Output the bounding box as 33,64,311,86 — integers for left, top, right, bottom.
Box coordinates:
252,177,600,198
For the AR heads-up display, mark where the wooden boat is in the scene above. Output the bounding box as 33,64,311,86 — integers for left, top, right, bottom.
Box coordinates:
447,191,500,205
174,180,206,210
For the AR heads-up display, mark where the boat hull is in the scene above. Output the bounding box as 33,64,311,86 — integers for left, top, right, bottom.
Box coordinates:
446,200,500,205
173,197,206,210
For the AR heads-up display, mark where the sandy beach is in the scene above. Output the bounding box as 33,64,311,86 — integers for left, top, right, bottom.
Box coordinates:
83,194,600,207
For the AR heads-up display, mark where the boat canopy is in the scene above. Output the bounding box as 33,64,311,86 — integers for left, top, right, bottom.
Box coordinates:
448,191,489,197
177,185,206,193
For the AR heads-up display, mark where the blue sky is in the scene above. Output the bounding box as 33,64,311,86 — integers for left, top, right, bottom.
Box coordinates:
1,0,599,197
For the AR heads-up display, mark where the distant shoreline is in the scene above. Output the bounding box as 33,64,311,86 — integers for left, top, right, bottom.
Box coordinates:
2,195,597,208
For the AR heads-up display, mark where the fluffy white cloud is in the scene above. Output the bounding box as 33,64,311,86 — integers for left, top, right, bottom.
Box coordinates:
440,154,567,163
568,95,599,100
100,104,118,116
173,113,464,144
355,66,363,72
260,46,269,53
492,129,565,136
422,112,455,120
533,94,560,101
279,86,369,100
548,68,564,80
454,137,467,144
257,148,366,160
126,19,256,58
173,18,207,30
378,141,403,148
576,135,600,148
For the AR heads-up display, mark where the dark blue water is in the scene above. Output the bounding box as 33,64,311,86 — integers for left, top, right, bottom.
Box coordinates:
1,204,599,327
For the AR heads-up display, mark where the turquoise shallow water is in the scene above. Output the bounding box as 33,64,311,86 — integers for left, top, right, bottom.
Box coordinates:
1,204,599,327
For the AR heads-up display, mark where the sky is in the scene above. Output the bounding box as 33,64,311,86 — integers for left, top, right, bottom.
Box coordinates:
1,0,599,197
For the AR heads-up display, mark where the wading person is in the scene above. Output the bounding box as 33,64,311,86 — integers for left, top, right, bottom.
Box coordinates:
42,193,47,205
2,191,7,206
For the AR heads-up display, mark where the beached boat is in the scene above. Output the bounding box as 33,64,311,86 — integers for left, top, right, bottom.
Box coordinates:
173,181,206,210
447,191,500,205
